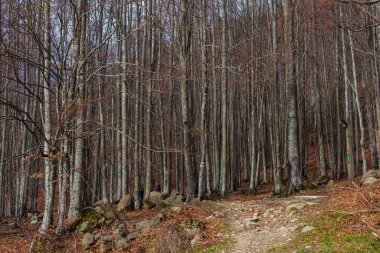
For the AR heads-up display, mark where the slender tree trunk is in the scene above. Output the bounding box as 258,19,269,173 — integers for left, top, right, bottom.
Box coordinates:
220,0,228,197
198,0,208,200
40,0,54,231
68,0,87,218
341,24,355,187
179,0,195,202
348,30,367,174
284,0,302,194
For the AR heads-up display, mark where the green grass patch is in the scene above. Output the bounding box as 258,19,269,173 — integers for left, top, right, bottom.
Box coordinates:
192,218,232,253
192,236,231,253
269,214,380,253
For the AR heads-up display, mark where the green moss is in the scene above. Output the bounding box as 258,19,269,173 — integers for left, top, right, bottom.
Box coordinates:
239,189,248,195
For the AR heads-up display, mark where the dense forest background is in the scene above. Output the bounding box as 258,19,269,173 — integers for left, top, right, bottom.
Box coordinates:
0,0,379,233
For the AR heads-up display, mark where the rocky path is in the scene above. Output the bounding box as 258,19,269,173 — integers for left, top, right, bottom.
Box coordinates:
214,195,326,253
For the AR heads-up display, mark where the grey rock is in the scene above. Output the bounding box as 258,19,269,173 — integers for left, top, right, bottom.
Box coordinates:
127,230,139,241
153,201,169,212
99,241,110,253
93,200,103,207
205,215,215,220
362,177,380,187
326,179,335,188
94,232,101,241
104,210,117,220
117,194,132,212
82,233,95,249
148,191,163,204
286,202,306,212
143,199,156,210
170,206,182,213
361,169,379,185
244,220,257,229
135,215,162,230
97,217,106,226
118,212,130,221
263,209,274,218
163,192,184,205
301,226,315,233
102,235,113,242
317,176,330,185
113,224,126,237
95,206,105,215
9,223,17,229
114,236,129,250
79,220,95,233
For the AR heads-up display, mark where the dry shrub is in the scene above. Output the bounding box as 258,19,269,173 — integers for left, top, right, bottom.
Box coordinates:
353,182,380,238
355,182,380,210
151,228,191,253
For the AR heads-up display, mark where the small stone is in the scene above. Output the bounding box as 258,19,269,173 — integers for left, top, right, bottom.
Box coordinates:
9,223,17,229
206,215,215,221
191,234,202,246
244,220,257,229
301,226,315,233
127,230,139,241
278,226,288,233
94,232,101,241
102,235,113,242
30,220,38,225
114,236,129,250
94,206,105,215
82,233,95,249
171,206,182,213
290,218,298,223
99,241,110,253
263,209,274,218
97,217,106,225
112,224,126,237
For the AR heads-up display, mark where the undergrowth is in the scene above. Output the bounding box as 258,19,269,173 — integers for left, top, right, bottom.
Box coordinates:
270,181,380,253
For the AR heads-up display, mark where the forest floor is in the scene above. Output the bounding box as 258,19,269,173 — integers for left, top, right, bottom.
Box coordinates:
1,179,380,253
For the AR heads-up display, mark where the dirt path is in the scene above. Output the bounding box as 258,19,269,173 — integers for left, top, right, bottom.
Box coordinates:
214,195,326,253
